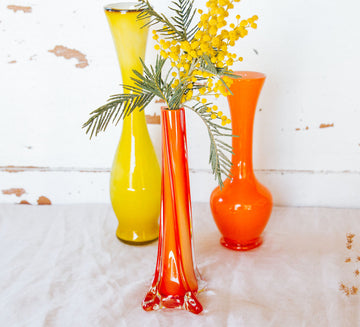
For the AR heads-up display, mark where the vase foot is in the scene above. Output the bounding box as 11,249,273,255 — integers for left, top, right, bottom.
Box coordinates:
142,288,203,314
116,235,158,246
220,236,263,251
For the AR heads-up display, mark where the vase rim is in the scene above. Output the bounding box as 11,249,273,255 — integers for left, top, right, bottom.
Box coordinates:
233,71,266,80
160,106,184,111
104,2,141,13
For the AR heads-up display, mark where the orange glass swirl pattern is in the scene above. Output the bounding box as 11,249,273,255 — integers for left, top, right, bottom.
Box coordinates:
210,71,273,251
143,108,203,314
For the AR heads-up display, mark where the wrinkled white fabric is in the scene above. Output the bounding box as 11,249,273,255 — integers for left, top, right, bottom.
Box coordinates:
0,204,360,326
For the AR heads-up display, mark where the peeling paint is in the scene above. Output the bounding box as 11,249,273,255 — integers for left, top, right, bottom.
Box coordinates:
190,168,360,175
0,166,111,173
295,126,309,131
0,165,36,173
37,196,52,205
1,168,24,173
48,45,89,68
7,5,32,13
146,113,160,125
2,188,26,197
155,98,166,104
19,200,31,205
319,123,334,129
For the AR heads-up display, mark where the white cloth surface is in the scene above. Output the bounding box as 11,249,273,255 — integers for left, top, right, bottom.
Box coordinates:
1,203,360,327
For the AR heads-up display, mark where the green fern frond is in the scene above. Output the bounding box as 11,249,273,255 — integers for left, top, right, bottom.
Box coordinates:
137,0,198,41
82,91,155,138
137,0,182,40
83,55,178,138
169,0,198,40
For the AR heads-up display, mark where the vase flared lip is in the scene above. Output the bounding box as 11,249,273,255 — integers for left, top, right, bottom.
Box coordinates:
232,71,266,80
104,2,141,13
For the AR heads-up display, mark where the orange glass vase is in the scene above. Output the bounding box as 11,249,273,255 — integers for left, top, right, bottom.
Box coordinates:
142,108,203,314
210,71,273,251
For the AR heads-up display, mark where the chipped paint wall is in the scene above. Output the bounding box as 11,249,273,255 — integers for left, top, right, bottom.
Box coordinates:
1,0,360,207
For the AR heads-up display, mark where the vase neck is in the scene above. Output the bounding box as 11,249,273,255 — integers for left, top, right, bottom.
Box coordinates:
104,8,148,87
228,72,265,180
105,8,149,132
122,109,146,134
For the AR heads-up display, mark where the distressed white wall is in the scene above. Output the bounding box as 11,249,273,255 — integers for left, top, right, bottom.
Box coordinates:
1,0,360,207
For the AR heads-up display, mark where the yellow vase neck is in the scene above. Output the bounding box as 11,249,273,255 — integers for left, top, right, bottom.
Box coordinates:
122,109,146,131
104,8,148,88
105,7,149,131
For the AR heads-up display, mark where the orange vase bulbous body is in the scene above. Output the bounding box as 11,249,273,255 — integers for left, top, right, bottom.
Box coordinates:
210,72,273,251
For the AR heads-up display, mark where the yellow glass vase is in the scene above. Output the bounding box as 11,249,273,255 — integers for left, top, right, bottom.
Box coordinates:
104,3,161,244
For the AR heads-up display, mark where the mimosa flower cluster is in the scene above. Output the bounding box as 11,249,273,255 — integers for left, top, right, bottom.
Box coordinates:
83,0,259,187
152,0,258,126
